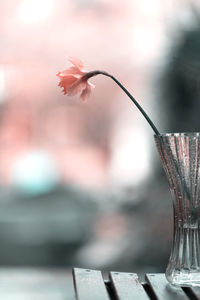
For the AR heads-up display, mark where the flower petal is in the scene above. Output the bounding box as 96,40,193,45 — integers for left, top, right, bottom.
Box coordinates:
57,74,78,94
68,57,85,72
67,79,86,96
59,66,84,76
88,81,95,88
80,81,94,102
57,72,81,80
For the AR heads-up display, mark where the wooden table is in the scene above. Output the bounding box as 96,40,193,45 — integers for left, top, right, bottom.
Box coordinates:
0,268,75,299
1,267,200,299
73,268,200,300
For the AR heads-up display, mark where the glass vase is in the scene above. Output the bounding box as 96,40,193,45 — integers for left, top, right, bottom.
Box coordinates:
155,132,200,287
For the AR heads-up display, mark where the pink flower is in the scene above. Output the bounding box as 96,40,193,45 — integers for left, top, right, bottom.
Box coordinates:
57,57,160,134
56,57,95,101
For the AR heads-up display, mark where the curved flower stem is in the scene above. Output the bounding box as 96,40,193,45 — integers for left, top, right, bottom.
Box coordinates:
84,70,160,135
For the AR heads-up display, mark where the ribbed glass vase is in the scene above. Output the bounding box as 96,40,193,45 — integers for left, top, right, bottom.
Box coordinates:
155,132,200,287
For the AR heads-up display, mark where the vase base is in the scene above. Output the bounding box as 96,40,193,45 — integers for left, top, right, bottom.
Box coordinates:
166,271,200,287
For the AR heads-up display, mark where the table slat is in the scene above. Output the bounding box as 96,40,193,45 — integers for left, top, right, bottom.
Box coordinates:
109,272,149,300
146,274,189,300
72,268,110,300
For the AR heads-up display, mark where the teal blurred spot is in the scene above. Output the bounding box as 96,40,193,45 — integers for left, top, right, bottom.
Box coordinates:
11,150,60,195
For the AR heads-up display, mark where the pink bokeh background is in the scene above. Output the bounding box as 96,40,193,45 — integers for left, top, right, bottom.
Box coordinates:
0,0,198,191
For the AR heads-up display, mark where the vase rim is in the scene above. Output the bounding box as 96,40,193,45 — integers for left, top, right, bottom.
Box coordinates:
154,132,200,137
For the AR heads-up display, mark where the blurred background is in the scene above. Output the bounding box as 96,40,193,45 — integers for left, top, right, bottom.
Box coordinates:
0,0,200,280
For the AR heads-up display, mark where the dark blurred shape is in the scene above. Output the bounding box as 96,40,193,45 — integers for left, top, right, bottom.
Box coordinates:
0,185,97,266
159,14,200,132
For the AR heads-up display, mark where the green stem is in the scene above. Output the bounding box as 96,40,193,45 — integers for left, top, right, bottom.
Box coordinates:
85,70,160,135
